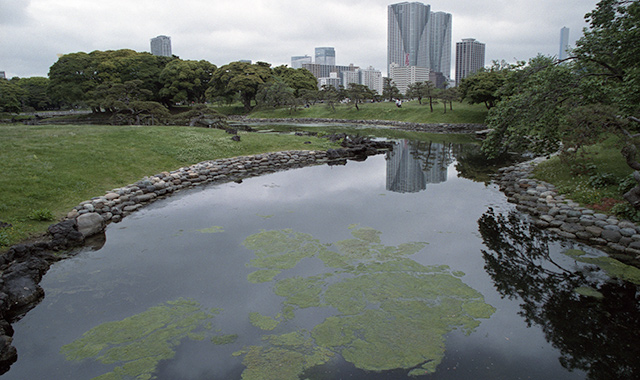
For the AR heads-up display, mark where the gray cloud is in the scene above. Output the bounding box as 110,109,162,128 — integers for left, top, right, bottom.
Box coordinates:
0,0,599,78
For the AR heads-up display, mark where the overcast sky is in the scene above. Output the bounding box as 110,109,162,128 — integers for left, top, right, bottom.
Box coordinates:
1,0,600,79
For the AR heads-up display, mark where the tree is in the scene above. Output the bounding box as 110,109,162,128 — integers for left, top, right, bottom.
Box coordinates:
208,61,273,112
0,78,25,113
439,87,458,113
272,65,318,98
382,77,401,102
255,79,296,109
345,83,374,111
14,77,53,111
48,49,174,110
481,0,640,211
319,84,344,112
458,61,513,109
159,59,216,105
406,82,426,104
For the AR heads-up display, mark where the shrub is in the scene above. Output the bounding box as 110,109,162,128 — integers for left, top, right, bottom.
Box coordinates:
611,202,640,223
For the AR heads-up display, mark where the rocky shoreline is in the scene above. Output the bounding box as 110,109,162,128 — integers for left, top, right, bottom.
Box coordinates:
228,115,487,134
0,136,392,374
497,157,640,257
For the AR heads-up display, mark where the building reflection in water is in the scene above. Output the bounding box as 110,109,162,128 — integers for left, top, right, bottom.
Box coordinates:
386,140,454,193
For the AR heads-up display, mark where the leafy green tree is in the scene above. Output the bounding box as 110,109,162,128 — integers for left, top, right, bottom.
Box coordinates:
482,0,640,210
298,88,320,106
382,77,401,102
272,65,318,98
458,61,513,109
405,82,425,104
319,84,344,112
438,87,458,113
208,61,273,112
14,77,53,111
345,83,375,111
159,59,216,105
256,78,296,108
48,52,96,108
0,78,25,113
48,49,174,110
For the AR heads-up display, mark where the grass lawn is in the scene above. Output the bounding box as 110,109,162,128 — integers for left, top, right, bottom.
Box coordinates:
0,124,339,248
241,100,488,124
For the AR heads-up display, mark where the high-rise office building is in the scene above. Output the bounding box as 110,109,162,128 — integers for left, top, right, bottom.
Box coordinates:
387,2,431,75
315,47,336,66
291,55,312,69
455,38,485,85
429,11,452,79
150,35,172,57
0,71,5,79
559,27,570,61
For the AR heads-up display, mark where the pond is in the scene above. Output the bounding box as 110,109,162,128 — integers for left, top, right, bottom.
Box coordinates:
2,134,639,380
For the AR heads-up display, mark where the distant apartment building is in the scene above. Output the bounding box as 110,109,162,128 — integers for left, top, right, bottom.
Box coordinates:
455,38,485,85
150,35,172,57
342,70,360,88
291,55,312,69
387,2,453,80
318,72,341,90
0,71,5,79
359,66,383,95
302,63,359,87
389,63,430,95
315,47,336,66
559,27,570,61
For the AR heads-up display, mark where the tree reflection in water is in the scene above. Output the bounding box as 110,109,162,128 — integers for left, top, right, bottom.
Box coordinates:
478,208,640,380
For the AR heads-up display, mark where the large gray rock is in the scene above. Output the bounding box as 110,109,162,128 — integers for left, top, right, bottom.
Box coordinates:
76,212,104,237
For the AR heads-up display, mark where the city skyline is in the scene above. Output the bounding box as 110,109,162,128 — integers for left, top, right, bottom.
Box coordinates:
1,0,598,79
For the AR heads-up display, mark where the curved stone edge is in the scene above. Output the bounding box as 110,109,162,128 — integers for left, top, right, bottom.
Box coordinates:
496,157,640,257
0,144,390,374
228,115,487,134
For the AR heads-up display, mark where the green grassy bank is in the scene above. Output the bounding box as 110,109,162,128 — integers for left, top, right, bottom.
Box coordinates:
0,124,338,248
532,136,637,220
232,100,489,124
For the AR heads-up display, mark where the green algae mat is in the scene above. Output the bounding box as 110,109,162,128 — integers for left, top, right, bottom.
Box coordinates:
61,226,495,379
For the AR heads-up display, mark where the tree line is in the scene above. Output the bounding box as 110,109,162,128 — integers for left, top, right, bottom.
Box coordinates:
0,49,321,116
457,0,640,215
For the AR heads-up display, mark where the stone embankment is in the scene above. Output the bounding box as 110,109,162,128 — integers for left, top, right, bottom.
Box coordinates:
0,139,392,374
497,158,640,257
229,116,486,134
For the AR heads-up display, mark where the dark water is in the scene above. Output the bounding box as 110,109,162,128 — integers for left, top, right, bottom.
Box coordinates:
2,138,638,380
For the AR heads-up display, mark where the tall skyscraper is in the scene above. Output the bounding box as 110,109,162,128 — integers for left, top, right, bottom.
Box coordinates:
455,38,485,85
429,11,452,79
315,47,336,66
387,2,431,75
559,27,570,61
150,35,172,57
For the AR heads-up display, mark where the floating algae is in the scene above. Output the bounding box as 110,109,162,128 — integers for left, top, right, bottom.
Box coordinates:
61,299,224,380
196,226,224,234
234,332,334,380
249,312,280,331
564,249,640,285
239,227,496,377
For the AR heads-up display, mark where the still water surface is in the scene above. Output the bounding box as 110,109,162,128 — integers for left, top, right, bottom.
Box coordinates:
3,138,638,379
